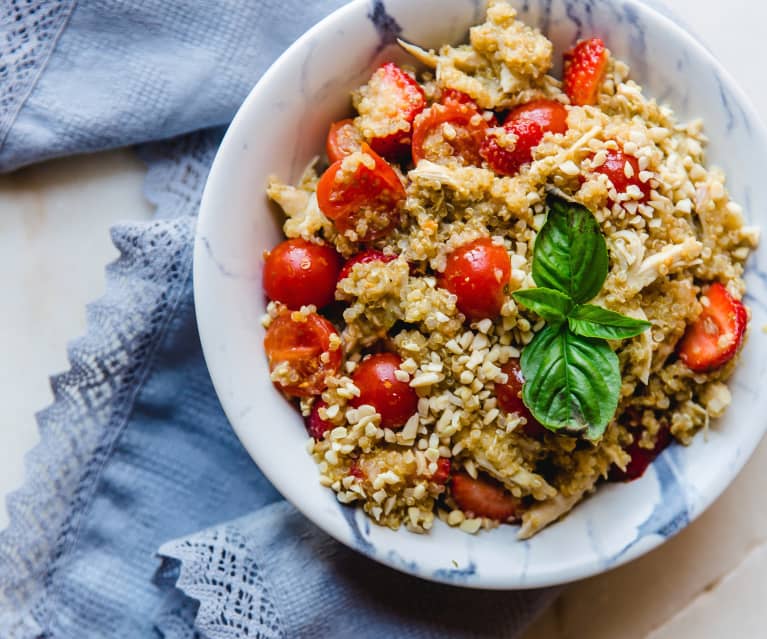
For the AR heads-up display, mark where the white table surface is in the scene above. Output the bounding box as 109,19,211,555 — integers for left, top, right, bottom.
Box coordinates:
1,2,766,636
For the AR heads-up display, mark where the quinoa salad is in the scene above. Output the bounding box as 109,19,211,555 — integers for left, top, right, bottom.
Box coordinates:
260,1,759,539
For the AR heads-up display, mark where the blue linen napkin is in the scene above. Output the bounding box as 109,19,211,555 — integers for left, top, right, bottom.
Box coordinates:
0,1,558,637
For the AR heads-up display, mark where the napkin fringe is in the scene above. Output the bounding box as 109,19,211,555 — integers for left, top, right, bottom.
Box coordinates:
0,132,216,638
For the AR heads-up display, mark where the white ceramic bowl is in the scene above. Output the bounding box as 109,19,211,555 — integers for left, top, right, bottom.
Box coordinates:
194,0,767,589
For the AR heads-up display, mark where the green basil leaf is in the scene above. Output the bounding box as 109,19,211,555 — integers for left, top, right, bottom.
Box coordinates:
532,193,609,304
520,324,620,441
512,287,573,323
568,304,652,340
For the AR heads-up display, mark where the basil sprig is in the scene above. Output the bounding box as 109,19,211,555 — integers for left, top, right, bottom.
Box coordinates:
511,193,650,441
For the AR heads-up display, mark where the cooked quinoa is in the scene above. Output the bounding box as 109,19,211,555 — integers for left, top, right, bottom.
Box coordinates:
263,1,759,538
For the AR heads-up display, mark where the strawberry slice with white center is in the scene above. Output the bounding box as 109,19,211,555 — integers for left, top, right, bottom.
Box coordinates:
677,282,747,372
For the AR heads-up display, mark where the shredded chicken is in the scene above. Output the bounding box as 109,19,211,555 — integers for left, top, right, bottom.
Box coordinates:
518,489,588,540
627,237,702,294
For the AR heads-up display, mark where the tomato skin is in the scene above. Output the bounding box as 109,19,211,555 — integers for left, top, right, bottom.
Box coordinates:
305,400,334,441
264,311,342,398
506,99,568,135
337,249,397,282
316,144,405,241
496,359,547,439
358,62,426,159
411,103,489,167
677,282,748,372
350,353,418,430
480,118,543,177
263,239,342,310
439,238,511,320
430,458,452,484
326,118,364,163
450,472,520,521
593,148,651,203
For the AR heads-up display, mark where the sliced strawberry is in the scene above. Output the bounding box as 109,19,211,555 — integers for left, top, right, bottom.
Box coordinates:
592,148,650,203
610,415,671,482
450,471,520,521
677,282,747,373
355,62,426,159
430,458,452,484
480,118,543,177
563,37,608,106
337,249,397,283
305,400,334,441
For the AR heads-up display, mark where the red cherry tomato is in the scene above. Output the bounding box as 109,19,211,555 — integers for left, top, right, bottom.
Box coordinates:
316,144,405,241
357,62,426,159
264,311,342,398
496,359,548,438
350,352,418,430
411,103,489,167
263,239,342,310
305,400,334,441
506,99,568,135
439,238,510,320
592,148,651,203
480,118,543,177
337,249,397,282
440,88,479,108
451,472,520,521
326,118,364,163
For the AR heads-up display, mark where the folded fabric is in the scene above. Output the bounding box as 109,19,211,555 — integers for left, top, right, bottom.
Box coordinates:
0,1,557,637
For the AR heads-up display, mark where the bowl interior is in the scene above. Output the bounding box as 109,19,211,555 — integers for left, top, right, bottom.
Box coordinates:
194,0,767,588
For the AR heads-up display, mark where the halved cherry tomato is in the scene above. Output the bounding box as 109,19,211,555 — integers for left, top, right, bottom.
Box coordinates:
316,144,405,241
350,352,418,430
496,359,547,439
451,471,520,521
264,311,342,398
411,103,489,166
677,282,747,372
609,411,672,481
326,118,364,163
440,88,478,108
337,249,397,282
263,238,342,310
355,62,426,159
592,148,651,203
439,238,510,320
506,99,568,135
